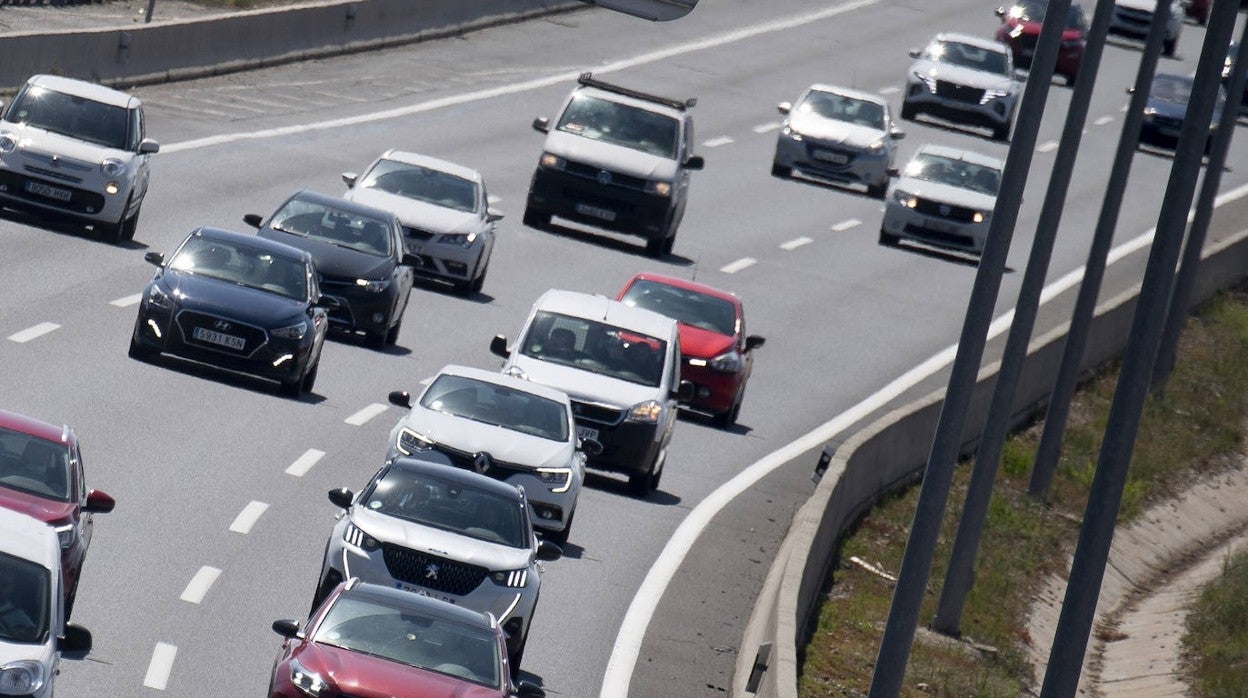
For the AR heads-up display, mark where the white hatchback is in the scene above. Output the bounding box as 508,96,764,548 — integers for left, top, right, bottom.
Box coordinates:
0,75,159,243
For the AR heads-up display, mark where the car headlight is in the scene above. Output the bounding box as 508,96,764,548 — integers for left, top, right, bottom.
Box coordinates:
893,189,918,208
355,278,390,293
101,158,127,177
980,88,1010,105
396,427,434,455
536,467,573,493
1143,106,1158,118
147,285,175,310
1008,24,1024,39
626,400,663,423
436,231,478,248
973,211,986,223
913,71,938,93
0,133,16,155
708,351,742,374
645,181,672,197
271,323,307,340
289,658,328,697
342,522,380,551
55,523,74,550
781,126,803,141
0,660,46,695
868,139,886,152
539,152,565,169
491,568,530,588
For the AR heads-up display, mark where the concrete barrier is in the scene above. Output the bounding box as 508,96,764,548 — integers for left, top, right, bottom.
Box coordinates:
0,0,582,92
732,204,1248,697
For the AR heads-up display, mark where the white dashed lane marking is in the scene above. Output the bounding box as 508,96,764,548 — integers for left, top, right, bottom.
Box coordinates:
1037,141,1059,153
7,323,60,343
752,122,781,134
110,293,143,308
831,218,862,233
780,237,813,250
879,86,901,95
345,403,388,426
143,643,177,690
487,195,502,205
179,567,221,604
720,257,756,274
228,501,269,534
1094,115,1115,126
702,136,735,148
285,448,326,477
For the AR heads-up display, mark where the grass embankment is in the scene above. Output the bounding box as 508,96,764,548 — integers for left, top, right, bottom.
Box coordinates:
798,289,1248,696
1183,549,1248,696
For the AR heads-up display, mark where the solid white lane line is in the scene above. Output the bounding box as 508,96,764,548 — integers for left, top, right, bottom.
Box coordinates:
110,293,143,308
1094,115,1115,126
179,567,221,604
878,86,901,95
719,258,756,274
285,448,326,477
703,136,735,148
831,218,862,233
780,237,813,250
228,501,269,534
600,180,1248,697
345,403,388,426
143,643,177,690
7,322,59,343
752,122,781,134
1037,141,1059,153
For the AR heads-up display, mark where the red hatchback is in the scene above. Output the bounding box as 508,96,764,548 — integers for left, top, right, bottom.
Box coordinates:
994,1,1089,86
0,408,114,619
269,579,545,698
617,273,764,428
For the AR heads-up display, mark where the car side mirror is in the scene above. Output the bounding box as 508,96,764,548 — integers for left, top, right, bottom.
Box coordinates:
243,213,263,228
59,624,92,655
890,127,906,140
777,101,792,115
674,380,695,401
908,48,921,58
388,390,412,408
138,138,160,155
516,680,546,697
341,172,357,188
327,488,353,510
271,619,301,639
532,116,550,133
85,489,116,514
744,335,766,352
401,252,422,268
536,539,563,561
487,208,504,223
490,334,510,358
684,154,705,170
994,6,1006,17
578,437,603,457
1126,86,1136,95
144,251,164,267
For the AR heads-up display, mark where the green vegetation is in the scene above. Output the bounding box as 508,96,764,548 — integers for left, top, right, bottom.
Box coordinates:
1183,548,1248,696
798,290,1248,696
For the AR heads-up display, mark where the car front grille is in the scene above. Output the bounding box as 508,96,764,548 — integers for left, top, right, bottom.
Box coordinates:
913,197,979,223
175,310,267,356
0,170,108,215
571,399,624,426
1150,115,1184,130
560,186,638,214
935,80,986,104
313,277,358,326
904,223,975,249
431,443,534,479
562,161,648,191
403,225,436,242
381,544,488,596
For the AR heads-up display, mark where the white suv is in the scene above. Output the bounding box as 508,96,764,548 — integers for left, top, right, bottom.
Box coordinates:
0,75,159,243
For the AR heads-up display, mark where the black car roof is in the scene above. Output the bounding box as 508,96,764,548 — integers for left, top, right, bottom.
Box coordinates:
341,581,496,629
388,453,524,502
191,226,312,263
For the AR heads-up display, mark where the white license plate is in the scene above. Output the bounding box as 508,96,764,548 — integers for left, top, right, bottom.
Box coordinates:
924,219,957,234
192,327,245,350
812,149,849,164
575,203,617,222
397,583,456,604
576,425,599,442
25,180,72,202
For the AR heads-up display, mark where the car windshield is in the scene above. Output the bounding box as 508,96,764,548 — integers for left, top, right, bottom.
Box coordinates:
362,468,528,548
267,197,393,257
312,595,501,688
797,91,885,130
1003,0,1087,27
0,427,72,502
168,235,309,301
0,552,50,644
619,279,738,337
520,310,668,387
360,160,479,214
1151,75,1194,104
904,153,1002,196
926,40,1012,76
420,375,569,442
556,94,680,158
4,85,131,150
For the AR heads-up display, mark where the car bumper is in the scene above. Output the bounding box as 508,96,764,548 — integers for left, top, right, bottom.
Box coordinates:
882,200,989,254
773,135,890,187
316,285,398,336
0,162,133,224
680,362,744,415
904,83,1014,129
404,238,487,284
576,417,664,475
528,167,675,240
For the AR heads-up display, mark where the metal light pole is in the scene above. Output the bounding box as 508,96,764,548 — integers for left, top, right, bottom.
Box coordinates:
1039,4,1240,695
933,0,1117,636
145,0,157,24
866,5,1069,694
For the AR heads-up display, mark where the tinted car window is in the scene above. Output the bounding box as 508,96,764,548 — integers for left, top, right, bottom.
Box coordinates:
557,94,680,158
268,197,393,257
168,236,309,301
0,428,72,502
362,468,527,548
619,280,737,337
5,86,129,150
421,374,569,442
904,153,1001,196
521,310,668,387
798,91,885,130
360,160,479,213
928,40,1011,76
0,552,50,644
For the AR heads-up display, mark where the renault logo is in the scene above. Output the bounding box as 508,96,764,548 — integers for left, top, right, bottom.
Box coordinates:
425,563,439,580
597,170,612,186
939,204,952,217
473,452,492,475
213,320,232,331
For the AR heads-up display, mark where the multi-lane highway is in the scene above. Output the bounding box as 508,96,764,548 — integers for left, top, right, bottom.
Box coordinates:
3,1,1246,695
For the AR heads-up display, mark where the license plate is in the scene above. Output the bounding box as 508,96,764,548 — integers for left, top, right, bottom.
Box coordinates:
397,582,456,604
192,327,245,350
812,149,849,164
25,180,72,202
924,219,957,234
575,203,616,222
576,425,599,442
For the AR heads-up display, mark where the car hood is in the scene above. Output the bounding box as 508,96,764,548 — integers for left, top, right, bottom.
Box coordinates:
344,187,483,236
894,176,997,210
543,130,678,180
297,643,501,697
350,508,532,571
507,354,661,408
676,325,736,360
910,59,1015,92
787,113,885,148
402,409,573,470
0,486,73,525
259,227,395,280
1,121,130,163
0,641,51,668
160,271,307,326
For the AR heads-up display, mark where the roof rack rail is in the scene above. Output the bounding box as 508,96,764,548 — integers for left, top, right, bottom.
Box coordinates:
577,72,697,111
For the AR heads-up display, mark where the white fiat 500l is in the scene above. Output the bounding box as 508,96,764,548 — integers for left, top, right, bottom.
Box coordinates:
0,508,91,698
342,150,501,296
879,144,1003,256
901,33,1020,141
0,75,159,243
384,365,596,545
772,84,904,198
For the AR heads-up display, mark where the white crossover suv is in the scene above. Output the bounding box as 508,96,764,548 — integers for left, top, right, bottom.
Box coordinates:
901,33,1020,141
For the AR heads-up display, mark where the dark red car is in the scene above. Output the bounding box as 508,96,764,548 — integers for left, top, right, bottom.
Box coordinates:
1185,0,1209,24
269,579,545,698
994,1,1089,86
617,273,764,428
0,408,114,619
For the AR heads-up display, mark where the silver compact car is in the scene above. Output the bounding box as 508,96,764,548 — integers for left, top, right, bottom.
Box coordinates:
0,74,159,243
772,84,904,198
342,150,501,296
901,33,1020,141
385,364,596,545
313,455,562,672
1109,0,1183,57
879,144,1002,256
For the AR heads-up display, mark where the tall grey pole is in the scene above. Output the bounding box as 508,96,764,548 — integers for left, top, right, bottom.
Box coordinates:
932,0,1117,636
1039,5,1240,696
145,0,157,24
1027,0,1171,499
865,6,1068,695
1152,25,1248,392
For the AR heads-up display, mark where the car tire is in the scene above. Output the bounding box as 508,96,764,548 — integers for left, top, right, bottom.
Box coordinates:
548,509,574,546
993,121,1012,142
470,263,488,294
628,450,664,497
121,204,141,242
385,317,402,346
1163,37,1177,57
310,569,342,617
300,359,319,394
508,618,531,680
128,325,154,361
65,578,79,622
644,235,666,259
879,228,901,248
771,163,792,179
900,99,918,121
867,178,888,199
523,206,550,230
1063,71,1077,88
713,389,744,429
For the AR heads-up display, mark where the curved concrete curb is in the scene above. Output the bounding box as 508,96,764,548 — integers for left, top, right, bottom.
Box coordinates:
0,0,582,92
732,200,1248,697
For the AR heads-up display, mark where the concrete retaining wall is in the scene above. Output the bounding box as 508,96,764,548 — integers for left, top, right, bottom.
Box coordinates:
732,215,1248,697
0,0,581,92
